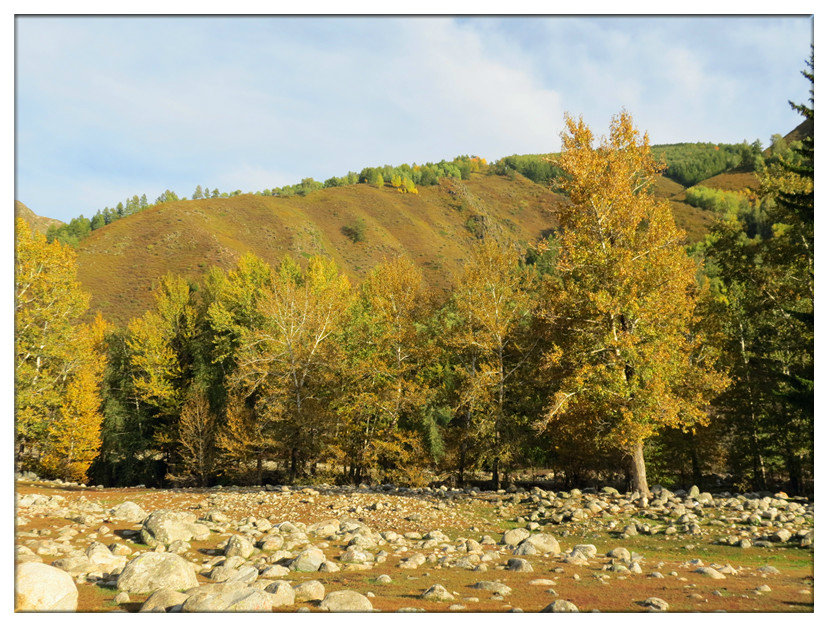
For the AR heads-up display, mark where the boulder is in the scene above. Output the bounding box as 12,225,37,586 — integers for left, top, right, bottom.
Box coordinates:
471,581,512,595
290,547,326,572
183,587,272,612
139,589,190,613
516,533,560,555
265,581,295,607
140,510,210,547
506,557,534,572
225,534,256,559
117,553,198,594
694,567,726,580
641,597,669,611
541,599,579,612
502,528,531,546
421,584,454,602
15,562,78,611
319,590,374,612
110,501,148,523
293,580,325,602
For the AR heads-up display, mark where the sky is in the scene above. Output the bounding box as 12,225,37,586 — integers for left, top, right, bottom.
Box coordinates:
15,15,814,223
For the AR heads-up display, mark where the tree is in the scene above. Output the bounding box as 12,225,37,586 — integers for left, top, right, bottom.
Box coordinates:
232,256,351,481
177,387,218,486
538,112,727,496
450,238,539,488
40,315,108,482
372,172,385,189
334,256,433,483
126,273,203,471
192,185,205,200
15,218,107,480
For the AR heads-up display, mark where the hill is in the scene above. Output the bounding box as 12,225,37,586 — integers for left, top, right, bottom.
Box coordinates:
15,201,64,235
26,148,764,326
73,172,565,326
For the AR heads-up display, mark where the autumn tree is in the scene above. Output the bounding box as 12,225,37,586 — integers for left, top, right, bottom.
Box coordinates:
334,256,434,483
126,273,204,473
15,218,107,481
232,256,351,481
538,112,728,496
449,238,539,488
177,387,218,486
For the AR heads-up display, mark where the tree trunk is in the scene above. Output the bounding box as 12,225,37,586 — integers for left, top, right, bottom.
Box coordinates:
689,432,702,487
256,453,263,486
492,456,501,491
629,441,650,497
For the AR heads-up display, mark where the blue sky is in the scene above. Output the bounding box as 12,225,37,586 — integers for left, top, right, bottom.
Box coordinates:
15,15,813,223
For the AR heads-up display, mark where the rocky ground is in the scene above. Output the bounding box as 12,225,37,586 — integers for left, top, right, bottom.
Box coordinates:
14,477,814,613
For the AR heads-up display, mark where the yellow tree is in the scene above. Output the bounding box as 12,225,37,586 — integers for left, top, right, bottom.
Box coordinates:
335,256,432,482
40,315,108,482
15,218,107,480
126,273,201,462
232,255,351,481
539,112,727,496
451,238,538,488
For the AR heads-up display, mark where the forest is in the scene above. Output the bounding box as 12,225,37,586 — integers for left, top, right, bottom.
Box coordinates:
15,60,813,499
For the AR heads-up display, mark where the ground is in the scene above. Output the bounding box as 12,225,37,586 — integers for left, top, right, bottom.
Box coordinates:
14,481,814,613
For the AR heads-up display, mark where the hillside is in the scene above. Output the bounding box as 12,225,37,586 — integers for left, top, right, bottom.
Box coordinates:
25,157,762,327
74,172,565,326
15,200,64,235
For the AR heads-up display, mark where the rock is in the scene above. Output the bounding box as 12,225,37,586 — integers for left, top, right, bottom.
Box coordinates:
320,590,373,612
375,574,392,584
183,587,272,612
472,581,512,595
290,547,326,572
758,565,781,574
573,544,598,558
502,527,531,546
265,581,296,607
694,567,726,579
51,555,94,575
258,564,288,579
110,501,148,523
117,553,198,594
506,558,533,572
606,547,630,561
15,562,78,611
140,510,210,547
421,584,454,602
293,580,325,602
541,599,579,612
771,529,793,543
641,597,669,611
259,534,285,551
225,535,256,559
515,533,560,555
528,579,557,586
139,588,190,613
319,560,341,573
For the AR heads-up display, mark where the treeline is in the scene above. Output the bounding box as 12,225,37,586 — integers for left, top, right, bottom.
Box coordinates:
17,61,812,496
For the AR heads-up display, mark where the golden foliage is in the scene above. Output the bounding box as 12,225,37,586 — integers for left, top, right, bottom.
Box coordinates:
540,112,728,459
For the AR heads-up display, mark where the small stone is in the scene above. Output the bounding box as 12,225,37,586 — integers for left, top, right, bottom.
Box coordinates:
421,584,454,602
641,597,669,611
319,590,373,612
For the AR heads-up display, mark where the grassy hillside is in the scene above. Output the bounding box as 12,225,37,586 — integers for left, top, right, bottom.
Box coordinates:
75,172,565,326
15,201,64,235
41,148,763,326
